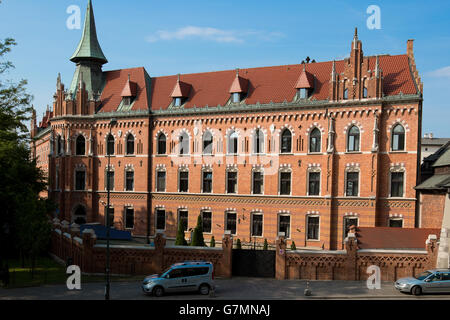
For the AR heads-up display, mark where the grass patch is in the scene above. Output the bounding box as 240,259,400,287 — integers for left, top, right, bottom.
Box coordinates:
2,256,144,289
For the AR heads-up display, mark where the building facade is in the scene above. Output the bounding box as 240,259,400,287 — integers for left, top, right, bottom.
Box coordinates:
32,1,424,250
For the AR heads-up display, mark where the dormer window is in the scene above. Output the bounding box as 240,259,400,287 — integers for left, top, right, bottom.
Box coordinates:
232,92,240,103
170,74,191,108
229,69,248,105
123,97,131,106
295,64,314,100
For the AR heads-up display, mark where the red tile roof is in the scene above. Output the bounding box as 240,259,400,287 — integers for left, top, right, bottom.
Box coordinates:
171,79,191,98
295,65,314,89
120,76,137,97
355,227,440,250
229,75,249,93
98,54,417,113
99,67,149,113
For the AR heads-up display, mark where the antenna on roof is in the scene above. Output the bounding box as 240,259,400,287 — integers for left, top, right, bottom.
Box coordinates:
177,73,180,82
236,68,239,77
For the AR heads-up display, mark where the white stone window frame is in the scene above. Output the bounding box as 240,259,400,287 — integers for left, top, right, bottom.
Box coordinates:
154,130,168,156
177,207,189,232
278,125,295,154
178,129,191,156
278,165,292,196
124,205,135,230
155,165,167,192
124,130,136,156
225,165,238,194
224,210,237,236
388,215,404,228
389,121,408,152
305,212,321,241
226,127,240,155
251,126,267,155
344,121,364,153
344,164,360,197
201,165,213,194
200,209,213,234
306,123,325,154
343,214,359,240
202,129,214,155
155,206,166,232
251,166,265,195
104,164,115,191
177,165,189,193
277,211,291,239
250,210,264,238
388,164,406,198
74,132,88,156
124,164,135,192
306,165,321,196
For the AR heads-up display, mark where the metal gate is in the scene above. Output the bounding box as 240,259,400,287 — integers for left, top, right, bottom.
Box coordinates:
232,249,275,278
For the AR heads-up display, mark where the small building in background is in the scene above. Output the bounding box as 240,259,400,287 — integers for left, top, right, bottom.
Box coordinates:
421,133,450,163
416,141,450,267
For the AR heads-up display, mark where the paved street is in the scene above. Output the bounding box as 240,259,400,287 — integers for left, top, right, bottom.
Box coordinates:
1,277,450,300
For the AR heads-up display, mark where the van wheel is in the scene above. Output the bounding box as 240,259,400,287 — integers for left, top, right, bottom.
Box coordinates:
411,286,422,296
153,286,164,297
199,284,210,295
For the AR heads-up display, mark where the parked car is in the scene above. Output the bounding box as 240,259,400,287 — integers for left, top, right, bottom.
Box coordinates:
395,269,450,295
142,261,215,297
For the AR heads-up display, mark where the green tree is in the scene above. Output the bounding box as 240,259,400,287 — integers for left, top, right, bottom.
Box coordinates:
190,214,205,247
263,239,268,250
291,241,297,250
235,238,242,249
0,36,52,275
210,236,215,247
174,220,188,246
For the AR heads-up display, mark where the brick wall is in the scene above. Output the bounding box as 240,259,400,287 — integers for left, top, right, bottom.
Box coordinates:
276,233,439,281
420,192,446,228
50,221,232,278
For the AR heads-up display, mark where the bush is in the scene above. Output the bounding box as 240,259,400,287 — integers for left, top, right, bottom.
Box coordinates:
291,241,297,250
210,236,215,247
235,239,242,249
175,220,188,246
263,239,268,250
190,214,205,247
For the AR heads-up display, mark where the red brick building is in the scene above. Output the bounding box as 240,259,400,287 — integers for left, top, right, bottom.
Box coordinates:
32,1,424,250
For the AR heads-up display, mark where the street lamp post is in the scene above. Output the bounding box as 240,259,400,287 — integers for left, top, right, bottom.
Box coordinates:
105,118,117,300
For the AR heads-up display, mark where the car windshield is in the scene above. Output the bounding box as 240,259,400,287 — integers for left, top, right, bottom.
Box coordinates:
158,267,172,277
414,271,432,280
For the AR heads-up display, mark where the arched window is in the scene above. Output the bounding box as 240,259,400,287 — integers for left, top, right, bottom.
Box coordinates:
157,133,166,155
228,131,238,154
343,88,348,100
126,134,135,155
76,135,85,156
363,87,368,98
280,129,292,153
106,134,115,155
179,132,189,155
253,129,264,154
202,130,213,154
347,126,360,152
309,128,321,153
391,124,405,151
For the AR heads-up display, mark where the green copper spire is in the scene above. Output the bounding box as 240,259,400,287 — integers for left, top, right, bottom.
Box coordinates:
70,0,108,64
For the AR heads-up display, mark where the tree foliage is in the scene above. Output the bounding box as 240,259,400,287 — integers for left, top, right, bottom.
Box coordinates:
209,236,215,248
190,214,205,247
174,219,188,246
0,37,52,276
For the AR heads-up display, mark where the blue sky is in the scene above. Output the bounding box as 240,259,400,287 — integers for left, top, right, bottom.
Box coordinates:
1,0,449,137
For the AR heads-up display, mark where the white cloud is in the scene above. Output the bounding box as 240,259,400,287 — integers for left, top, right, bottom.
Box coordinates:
426,66,450,78
146,26,285,44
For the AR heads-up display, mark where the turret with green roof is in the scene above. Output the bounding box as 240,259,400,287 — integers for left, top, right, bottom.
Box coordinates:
69,0,107,101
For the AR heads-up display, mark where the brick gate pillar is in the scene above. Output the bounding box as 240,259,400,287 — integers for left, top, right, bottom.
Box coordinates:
221,233,233,278
344,232,358,280
276,236,287,280
154,232,166,273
